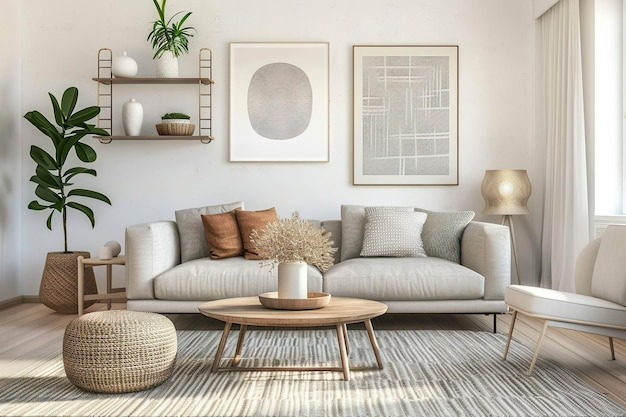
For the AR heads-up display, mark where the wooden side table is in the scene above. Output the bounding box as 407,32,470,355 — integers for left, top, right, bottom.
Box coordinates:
77,255,126,316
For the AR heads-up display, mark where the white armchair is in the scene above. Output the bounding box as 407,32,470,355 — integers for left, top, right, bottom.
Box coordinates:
503,225,626,375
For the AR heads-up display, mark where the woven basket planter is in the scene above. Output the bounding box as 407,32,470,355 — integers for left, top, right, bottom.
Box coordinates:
155,122,195,136
39,252,98,314
63,310,177,393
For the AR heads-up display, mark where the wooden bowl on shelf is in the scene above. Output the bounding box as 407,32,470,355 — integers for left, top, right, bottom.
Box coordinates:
155,123,195,136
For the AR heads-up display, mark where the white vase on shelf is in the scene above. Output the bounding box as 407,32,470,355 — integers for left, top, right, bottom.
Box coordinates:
156,51,178,78
111,51,138,78
122,99,143,136
277,261,307,299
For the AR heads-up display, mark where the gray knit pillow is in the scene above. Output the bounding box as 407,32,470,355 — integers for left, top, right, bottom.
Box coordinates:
360,207,427,258
414,208,474,263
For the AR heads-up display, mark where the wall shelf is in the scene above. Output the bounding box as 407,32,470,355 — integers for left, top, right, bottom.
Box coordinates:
93,48,214,144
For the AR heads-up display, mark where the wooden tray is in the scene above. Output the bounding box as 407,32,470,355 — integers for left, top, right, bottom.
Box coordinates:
258,292,331,310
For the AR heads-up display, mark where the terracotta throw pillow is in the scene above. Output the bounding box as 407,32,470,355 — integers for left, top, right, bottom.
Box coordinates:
235,207,278,260
201,211,243,259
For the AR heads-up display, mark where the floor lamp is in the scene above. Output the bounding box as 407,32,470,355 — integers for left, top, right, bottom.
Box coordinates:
481,170,532,285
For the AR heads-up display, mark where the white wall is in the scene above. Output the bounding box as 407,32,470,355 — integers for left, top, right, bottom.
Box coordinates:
0,0,22,300
15,0,536,296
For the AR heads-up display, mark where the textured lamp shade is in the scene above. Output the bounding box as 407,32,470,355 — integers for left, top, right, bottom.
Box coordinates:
481,170,531,215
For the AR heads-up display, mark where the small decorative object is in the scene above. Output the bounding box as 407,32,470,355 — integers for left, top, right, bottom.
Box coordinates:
258,291,331,310
104,240,122,257
111,51,138,78
481,169,532,285
156,112,194,135
147,0,196,78
99,246,113,260
250,213,337,302
24,86,111,313
122,99,143,136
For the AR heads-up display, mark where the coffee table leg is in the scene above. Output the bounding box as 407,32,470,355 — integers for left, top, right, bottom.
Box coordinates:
211,322,233,372
342,324,350,355
232,324,248,367
336,324,350,380
364,319,384,369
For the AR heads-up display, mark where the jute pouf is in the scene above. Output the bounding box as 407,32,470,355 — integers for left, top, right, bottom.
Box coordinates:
63,310,177,393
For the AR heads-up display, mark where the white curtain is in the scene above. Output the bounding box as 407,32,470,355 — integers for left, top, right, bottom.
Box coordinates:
539,0,590,291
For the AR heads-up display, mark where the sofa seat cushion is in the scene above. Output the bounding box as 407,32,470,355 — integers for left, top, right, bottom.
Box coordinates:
323,257,484,301
505,285,626,329
154,258,323,301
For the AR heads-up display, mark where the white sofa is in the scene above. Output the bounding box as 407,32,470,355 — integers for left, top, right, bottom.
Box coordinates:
124,203,511,320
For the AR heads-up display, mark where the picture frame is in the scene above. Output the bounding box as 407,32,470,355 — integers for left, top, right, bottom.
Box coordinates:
230,42,330,162
353,45,459,185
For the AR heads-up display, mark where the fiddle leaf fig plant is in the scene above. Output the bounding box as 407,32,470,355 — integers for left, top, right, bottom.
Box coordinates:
24,86,111,253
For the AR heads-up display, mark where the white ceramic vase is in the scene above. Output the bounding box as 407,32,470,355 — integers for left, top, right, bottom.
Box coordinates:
111,51,138,78
277,261,307,299
122,99,143,136
156,51,179,78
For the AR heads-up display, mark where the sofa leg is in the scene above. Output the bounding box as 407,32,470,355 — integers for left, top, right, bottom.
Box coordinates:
493,314,497,333
609,337,616,360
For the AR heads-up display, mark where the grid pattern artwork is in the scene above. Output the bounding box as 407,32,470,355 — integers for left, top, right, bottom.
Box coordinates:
354,46,458,185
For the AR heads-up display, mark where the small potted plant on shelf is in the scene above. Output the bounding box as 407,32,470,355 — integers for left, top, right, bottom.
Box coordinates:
147,0,196,78
161,112,191,123
250,213,337,300
24,86,111,314
156,112,195,136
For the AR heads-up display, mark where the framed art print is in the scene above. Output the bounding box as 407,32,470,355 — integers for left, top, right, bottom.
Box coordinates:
353,45,459,185
230,42,329,162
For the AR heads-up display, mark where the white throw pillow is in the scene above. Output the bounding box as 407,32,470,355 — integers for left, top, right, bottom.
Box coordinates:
360,207,427,258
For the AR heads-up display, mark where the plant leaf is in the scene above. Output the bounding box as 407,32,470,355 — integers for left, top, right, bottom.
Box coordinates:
24,111,62,146
49,93,64,127
34,165,62,189
67,201,95,228
64,167,97,181
28,200,49,210
74,142,97,163
61,87,78,118
46,211,55,230
66,106,100,126
30,145,58,170
35,185,61,204
68,189,112,205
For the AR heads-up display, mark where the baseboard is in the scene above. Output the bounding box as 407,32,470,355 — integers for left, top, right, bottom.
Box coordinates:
0,295,40,311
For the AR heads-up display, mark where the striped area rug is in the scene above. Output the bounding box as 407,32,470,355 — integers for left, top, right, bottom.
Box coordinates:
1,329,624,416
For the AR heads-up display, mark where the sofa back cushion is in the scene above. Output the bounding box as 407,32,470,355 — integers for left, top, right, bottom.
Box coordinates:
591,225,626,306
175,201,244,263
341,204,474,264
414,208,474,263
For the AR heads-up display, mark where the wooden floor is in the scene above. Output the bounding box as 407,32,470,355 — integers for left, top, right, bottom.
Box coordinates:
1,302,625,408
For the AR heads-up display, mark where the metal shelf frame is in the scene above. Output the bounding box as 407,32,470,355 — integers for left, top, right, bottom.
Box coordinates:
93,48,214,144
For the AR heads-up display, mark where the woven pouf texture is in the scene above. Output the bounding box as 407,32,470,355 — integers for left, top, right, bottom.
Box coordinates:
63,310,177,393
40,252,98,314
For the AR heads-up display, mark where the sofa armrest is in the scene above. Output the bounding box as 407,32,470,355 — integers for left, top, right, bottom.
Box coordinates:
461,221,510,300
125,221,181,300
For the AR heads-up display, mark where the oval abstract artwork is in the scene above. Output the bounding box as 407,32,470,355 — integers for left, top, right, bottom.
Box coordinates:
247,62,312,140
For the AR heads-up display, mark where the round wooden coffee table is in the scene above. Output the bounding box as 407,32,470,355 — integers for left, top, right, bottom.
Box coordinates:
198,296,388,380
